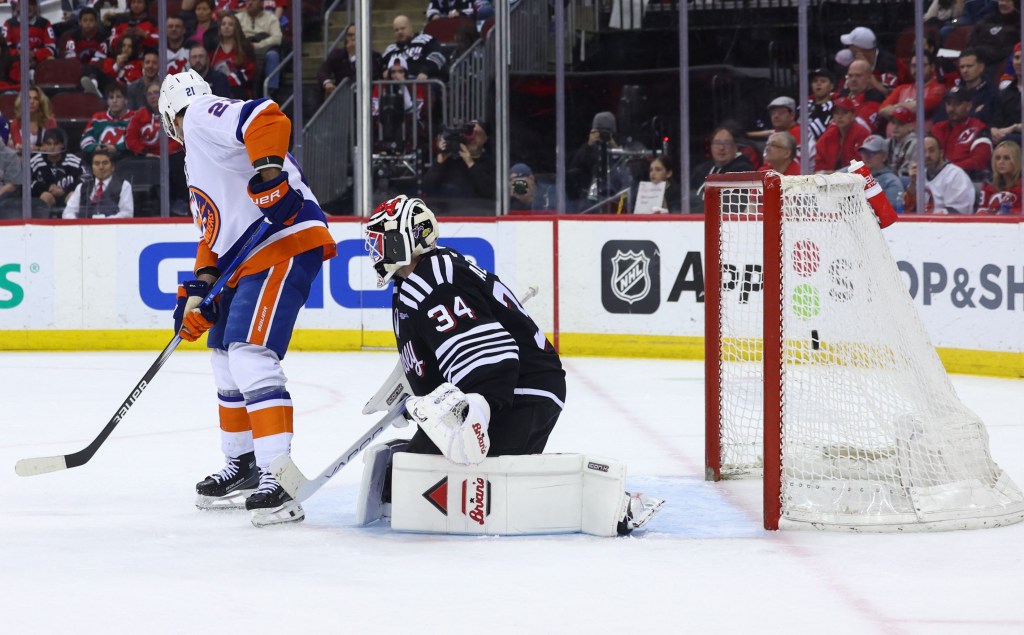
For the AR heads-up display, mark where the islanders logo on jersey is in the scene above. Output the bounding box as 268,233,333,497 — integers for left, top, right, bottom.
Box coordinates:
189,186,221,247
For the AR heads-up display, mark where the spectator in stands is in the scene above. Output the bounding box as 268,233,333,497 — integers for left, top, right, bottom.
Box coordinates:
30,127,85,214
858,134,905,209
568,111,633,205
421,118,496,213
691,124,755,206
977,139,1023,213
62,148,133,218
947,48,998,123
887,106,919,178
236,0,283,99
932,85,993,177
126,82,184,157
839,26,908,95
187,42,232,98
97,34,143,90
318,23,384,102
80,83,133,156
186,0,218,50
10,85,57,152
126,50,160,110
2,0,56,68
878,52,947,128
759,131,800,175
990,42,1022,143
60,0,120,27
0,124,23,218
840,59,886,132
748,96,811,159
165,15,190,75
211,13,256,99
382,15,448,81
106,0,159,51
807,67,836,141
924,0,964,29
960,0,998,25
639,155,681,213
509,162,553,212
0,37,20,93
967,0,1020,66
373,56,428,151
63,7,108,67
905,134,976,213
814,96,872,174
426,0,475,21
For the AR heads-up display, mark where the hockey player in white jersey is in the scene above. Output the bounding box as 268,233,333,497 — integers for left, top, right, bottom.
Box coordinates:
357,195,663,536
159,70,337,527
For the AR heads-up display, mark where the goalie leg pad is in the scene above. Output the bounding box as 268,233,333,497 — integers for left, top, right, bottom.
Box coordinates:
356,440,409,526
390,453,633,536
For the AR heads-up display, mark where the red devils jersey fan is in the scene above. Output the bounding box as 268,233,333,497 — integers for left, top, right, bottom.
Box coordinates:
2,0,56,63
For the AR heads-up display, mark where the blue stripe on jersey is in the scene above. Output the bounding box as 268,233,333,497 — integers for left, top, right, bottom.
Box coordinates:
246,388,291,406
215,217,266,272
217,390,246,404
235,98,271,143
286,151,309,186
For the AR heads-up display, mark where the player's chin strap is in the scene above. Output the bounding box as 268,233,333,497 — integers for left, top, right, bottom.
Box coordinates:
407,383,490,465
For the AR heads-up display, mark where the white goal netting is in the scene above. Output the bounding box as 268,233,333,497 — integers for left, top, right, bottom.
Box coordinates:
708,173,1024,531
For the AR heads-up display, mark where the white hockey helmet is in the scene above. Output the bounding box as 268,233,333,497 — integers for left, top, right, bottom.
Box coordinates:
159,69,211,144
364,195,439,287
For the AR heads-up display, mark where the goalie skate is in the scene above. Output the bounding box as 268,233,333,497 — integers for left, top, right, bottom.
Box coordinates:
617,492,665,535
246,469,305,527
195,451,259,510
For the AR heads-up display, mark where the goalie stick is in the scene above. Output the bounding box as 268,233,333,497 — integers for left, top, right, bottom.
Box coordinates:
14,220,273,477
271,284,542,501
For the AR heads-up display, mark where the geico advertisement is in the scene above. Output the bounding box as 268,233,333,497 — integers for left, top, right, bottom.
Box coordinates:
564,219,1022,353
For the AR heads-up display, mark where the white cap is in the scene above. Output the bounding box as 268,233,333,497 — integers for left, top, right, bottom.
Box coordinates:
767,96,796,112
840,26,877,50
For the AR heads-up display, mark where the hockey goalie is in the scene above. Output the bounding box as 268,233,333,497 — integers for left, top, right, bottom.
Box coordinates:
355,195,663,536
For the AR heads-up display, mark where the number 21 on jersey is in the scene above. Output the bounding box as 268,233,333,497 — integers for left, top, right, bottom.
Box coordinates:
428,296,476,332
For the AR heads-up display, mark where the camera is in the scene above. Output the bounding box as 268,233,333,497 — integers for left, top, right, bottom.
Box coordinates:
441,123,475,157
511,178,529,196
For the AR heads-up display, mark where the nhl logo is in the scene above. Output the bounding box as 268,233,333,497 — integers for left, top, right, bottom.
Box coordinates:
610,250,651,304
601,240,661,314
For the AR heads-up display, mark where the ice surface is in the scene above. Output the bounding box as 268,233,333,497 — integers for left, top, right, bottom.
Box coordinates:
1,351,1022,634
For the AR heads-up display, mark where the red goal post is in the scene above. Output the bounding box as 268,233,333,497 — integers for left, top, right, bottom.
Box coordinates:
703,171,1024,532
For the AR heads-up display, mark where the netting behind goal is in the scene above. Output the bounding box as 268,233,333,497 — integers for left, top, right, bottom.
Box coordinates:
704,172,1024,531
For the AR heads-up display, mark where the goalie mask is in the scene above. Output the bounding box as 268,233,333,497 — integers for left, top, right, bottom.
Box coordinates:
159,69,212,144
364,196,439,287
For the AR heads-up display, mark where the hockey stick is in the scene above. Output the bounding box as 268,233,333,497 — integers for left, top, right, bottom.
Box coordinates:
14,220,273,477
272,284,542,501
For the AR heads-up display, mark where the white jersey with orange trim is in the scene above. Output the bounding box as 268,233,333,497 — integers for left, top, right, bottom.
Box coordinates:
182,94,336,279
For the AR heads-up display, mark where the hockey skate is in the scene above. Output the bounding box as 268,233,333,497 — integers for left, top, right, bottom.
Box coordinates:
195,451,260,510
617,492,665,535
246,468,305,527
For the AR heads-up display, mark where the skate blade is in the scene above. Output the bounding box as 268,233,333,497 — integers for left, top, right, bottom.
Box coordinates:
250,501,305,527
195,489,254,511
630,496,665,532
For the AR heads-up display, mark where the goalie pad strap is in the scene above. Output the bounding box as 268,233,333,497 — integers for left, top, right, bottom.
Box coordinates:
390,453,629,536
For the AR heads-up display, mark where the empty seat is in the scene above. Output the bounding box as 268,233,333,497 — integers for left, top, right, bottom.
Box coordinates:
35,58,83,95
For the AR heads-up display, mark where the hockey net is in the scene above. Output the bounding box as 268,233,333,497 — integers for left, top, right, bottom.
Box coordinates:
703,171,1024,531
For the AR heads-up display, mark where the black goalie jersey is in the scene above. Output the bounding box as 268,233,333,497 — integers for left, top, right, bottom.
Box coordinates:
392,247,566,414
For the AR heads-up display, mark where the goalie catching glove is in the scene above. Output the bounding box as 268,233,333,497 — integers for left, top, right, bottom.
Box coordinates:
407,383,491,465
247,171,304,225
172,280,219,341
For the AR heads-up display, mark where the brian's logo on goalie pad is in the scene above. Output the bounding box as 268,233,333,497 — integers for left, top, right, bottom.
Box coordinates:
421,476,492,525
601,241,660,314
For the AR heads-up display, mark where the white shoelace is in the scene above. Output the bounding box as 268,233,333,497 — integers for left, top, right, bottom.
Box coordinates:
212,456,242,483
253,469,279,496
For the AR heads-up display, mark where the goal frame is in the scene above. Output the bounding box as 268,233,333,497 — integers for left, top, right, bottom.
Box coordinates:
703,171,784,530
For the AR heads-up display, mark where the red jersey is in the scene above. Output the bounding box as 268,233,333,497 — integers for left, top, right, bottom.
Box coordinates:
758,161,801,176
210,46,255,96
976,181,1023,215
3,16,56,63
101,55,143,85
931,117,992,175
126,107,183,156
108,14,160,50
880,79,947,119
63,28,109,65
813,118,872,173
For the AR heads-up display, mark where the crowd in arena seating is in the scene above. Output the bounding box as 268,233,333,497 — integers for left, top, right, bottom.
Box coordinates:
0,0,294,219
694,1,1024,215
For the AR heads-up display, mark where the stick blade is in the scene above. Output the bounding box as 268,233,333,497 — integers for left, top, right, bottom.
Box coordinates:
15,455,68,477
270,455,310,501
